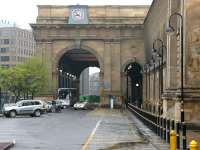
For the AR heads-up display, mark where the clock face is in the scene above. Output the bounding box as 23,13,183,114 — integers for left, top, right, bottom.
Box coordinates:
72,8,84,20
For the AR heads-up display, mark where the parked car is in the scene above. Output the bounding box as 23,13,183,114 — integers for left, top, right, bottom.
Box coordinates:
3,100,45,118
73,101,90,110
55,99,69,109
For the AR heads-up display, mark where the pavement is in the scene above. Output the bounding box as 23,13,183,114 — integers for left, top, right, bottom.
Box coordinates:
83,108,170,150
0,108,199,149
0,114,15,150
0,108,170,150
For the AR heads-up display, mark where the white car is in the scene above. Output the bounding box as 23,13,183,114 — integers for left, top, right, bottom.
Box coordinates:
3,100,45,118
73,101,89,110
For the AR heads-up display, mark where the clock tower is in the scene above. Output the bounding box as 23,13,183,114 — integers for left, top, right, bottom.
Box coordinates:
68,5,88,24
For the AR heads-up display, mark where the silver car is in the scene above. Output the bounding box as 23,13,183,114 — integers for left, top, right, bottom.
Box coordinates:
3,100,45,118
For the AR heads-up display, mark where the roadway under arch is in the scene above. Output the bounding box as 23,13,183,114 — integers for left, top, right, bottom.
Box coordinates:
57,48,101,103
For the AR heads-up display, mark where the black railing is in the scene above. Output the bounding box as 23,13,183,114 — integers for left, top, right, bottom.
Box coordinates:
128,103,187,148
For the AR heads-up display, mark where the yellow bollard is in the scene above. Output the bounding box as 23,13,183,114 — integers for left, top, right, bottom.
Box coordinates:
190,140,198,150
170,130,176,150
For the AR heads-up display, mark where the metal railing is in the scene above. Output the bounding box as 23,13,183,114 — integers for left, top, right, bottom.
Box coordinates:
127,103,195,149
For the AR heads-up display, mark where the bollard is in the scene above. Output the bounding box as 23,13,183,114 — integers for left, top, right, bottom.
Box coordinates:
181,109,187,150
167,119,170,143
176,122,180,149
163,118,166,140
190,140,198,150
160,117,163,139
182,122,187,149
170,130,176,150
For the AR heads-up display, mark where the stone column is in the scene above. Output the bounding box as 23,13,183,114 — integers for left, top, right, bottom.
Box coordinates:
111,41,122,105
103,41,112,105
52,70,58,98
121,72,126,98
175,99,181,121
163,98,168,118
99,71,104,97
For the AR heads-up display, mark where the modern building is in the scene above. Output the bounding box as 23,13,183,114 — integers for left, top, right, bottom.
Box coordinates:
79,68,89,96
89,72,99,96
0,20,35,67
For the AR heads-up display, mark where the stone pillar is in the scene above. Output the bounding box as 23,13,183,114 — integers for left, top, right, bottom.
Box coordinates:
37,41,54,95
121,72,126,98
99,71,104,98
175,100,181,121
52,70,58,98
102,41,112,105
163,99,168,118
111,41,122,105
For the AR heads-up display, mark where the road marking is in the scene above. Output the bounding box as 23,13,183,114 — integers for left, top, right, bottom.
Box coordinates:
81,120,101,150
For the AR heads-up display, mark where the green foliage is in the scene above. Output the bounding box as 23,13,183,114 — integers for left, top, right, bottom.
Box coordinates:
0,58,49,101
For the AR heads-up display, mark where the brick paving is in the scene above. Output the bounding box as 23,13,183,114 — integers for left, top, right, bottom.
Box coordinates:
86,108,169,150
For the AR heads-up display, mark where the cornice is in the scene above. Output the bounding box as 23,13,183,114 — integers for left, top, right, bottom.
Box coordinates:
30,23,144,30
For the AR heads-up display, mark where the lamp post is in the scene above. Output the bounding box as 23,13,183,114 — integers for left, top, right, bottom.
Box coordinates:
166,12,185,149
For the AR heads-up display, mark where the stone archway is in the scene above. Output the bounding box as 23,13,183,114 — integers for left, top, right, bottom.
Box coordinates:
122,61,143,107
54,45,104,74
31,5,148,105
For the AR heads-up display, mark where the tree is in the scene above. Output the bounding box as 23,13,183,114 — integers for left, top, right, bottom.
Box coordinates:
0,58,49,102
21,58,49,98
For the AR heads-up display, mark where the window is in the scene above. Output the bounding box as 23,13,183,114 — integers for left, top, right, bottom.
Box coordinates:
22,102,30,106
0,48,7,53
3,39,9,44
1,56,9,61
33,101,41,105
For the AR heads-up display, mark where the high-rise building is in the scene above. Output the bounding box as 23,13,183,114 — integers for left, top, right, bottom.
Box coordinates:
79,68,90,96
89,72,99,96
0,21,35,67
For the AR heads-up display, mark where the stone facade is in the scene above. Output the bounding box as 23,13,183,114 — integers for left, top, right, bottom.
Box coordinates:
31,5,149,105
144,0,200,122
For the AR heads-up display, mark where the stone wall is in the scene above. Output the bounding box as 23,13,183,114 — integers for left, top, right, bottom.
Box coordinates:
37,5,149,24
144,0,200,122
143,0,169,108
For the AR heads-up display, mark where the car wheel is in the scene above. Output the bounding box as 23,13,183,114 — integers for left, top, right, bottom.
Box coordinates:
34,110,41,117
9,110,16,118
4,114,10,118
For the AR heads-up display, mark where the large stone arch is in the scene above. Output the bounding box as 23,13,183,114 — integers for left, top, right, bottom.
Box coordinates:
54,44,104,73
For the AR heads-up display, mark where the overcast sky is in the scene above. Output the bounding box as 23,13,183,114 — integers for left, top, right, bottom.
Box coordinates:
0,0,152,29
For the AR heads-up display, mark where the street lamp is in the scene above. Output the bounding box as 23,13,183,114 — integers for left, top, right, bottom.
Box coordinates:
166,12,185,149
